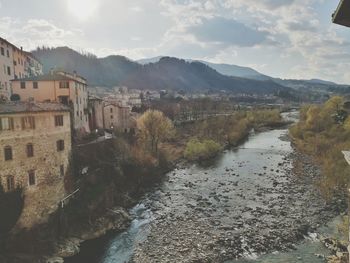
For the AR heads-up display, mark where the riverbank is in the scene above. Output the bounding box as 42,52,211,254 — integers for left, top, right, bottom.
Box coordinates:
131,129,345,263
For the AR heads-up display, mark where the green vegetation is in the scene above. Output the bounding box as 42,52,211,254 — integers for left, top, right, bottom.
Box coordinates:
184,138,221,161
184,109,283,145
137,110,175,154
289,96,350,198
182,109,285,161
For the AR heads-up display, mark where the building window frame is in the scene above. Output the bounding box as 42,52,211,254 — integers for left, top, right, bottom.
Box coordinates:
4,146,13,161
59,81,69,89
0,117,14,131
21,116,35,130
28,170,36,186
56,140,65,152
26,143,34,158
6,176,15,191
20,82,26,89
33,82,38,89
54,115,64,127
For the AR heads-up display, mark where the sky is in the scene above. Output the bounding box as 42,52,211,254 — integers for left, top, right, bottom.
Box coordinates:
0,0,349,83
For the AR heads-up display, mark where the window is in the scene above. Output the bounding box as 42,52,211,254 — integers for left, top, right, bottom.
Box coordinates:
60,165,64,177
110,108,113,113
111,115,113,119
57,140,64,152
6,50,9,57
59,81,69,89
28,170,36,186
58,96,69,105
55,115,64,126
4,146,12,161
21,116,35,130
20,82,26,89
0,117,14,131
26,143,34,157
7,66,10,76
33,82,38,89
0,47,4,56
6,176,15,191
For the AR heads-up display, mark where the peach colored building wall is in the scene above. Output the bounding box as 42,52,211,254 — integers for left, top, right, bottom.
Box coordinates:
13,49,27,79
12,76,90,134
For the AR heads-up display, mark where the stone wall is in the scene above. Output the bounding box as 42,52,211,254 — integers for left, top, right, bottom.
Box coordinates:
0,110,71,229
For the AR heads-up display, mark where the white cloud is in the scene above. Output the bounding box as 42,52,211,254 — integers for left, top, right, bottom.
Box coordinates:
0,17,83,51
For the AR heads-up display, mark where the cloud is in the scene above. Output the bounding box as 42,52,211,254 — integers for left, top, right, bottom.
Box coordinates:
188,17,269,47
0,17,82,51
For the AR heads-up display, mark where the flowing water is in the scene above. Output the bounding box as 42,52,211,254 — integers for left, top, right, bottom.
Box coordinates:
66,111,338,263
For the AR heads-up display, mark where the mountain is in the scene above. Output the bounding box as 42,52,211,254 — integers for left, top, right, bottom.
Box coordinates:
124,57,286,94
137,56,164,65
33,47,290,95
137,56,270,80
33,46,141,86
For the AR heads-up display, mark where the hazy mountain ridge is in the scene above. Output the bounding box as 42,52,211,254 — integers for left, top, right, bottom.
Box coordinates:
33,47,289,95
137,56,270,80
33,47,346,97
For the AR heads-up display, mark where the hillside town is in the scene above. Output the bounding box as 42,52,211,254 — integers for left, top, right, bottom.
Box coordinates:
0,37,165,233
2,1,350,263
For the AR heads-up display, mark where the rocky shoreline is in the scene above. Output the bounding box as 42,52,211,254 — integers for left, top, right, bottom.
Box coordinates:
131,134,345,262
45,207,131,263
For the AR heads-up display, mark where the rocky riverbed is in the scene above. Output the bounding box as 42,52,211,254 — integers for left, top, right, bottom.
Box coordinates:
131,129,345,263
66,126,346,263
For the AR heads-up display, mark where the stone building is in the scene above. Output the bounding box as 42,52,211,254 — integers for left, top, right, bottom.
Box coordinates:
103,103,136,133
0,37,43,101
11,70,90,136
0,102,71,229
88,95,104,131
0,38,15,100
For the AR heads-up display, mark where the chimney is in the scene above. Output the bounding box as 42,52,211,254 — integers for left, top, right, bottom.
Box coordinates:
73,70,77,78
20,46,23,51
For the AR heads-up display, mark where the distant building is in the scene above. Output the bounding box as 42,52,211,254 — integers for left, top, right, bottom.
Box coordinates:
0,37,43,100
88,95,104,131
0,102,71,228
11,70,90,136
103,103,136,133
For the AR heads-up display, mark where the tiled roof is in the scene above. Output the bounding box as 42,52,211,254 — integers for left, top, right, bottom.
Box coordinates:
0,102,70,114
11,72,86,84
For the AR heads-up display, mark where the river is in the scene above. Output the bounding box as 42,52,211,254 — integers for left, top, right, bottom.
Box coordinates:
66,111,341,263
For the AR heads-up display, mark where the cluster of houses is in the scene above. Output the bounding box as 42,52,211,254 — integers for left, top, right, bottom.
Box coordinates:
0,37,139,228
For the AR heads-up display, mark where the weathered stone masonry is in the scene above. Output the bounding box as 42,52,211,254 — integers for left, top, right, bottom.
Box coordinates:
0,102,71,229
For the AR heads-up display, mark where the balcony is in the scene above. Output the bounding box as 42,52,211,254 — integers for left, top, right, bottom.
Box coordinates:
333,0,350,27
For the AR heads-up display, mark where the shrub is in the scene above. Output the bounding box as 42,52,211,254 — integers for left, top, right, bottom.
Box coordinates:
184,138,221,161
